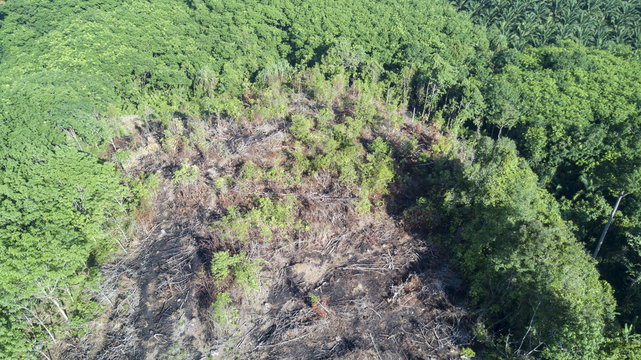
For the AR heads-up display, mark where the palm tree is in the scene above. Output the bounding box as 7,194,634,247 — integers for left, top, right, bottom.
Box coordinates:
551,0,565,17
476,7,495,28
593,26,609,47
465,1,484,16
573,23,588,46
541,17,558,44
453,0,470,11
631,21,641,48
516,17,536,41
195,66,218,97
557,23,574,41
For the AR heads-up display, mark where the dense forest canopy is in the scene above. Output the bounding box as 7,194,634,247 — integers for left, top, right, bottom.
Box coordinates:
484,44,641,331
1,0,641,358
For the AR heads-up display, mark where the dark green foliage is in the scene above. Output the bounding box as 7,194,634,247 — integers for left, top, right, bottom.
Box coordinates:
490,45,641,192
599,325,641,359
452,0,641,49
436,138,615,359
482,44,641,329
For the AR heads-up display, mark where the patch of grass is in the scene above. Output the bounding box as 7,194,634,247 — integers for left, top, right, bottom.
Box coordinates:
241,159,294,185
188,120,208,151
129,172,159,206
214,176,231,193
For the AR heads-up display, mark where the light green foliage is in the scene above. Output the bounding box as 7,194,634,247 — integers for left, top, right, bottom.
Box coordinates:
214,177,230,193
132,173,160,200
289,114,315,145
188,121,208,151
355,137,395,213
308,293,320,306
210,292,239,328
438,138,615,359
210,251,261,291
258,60,293,85
483,77,520,136
0,0,489,148
282,81,396,207
0,0,483,113
172,160,199,185
216,195,303,243
460,347,476,359
0,144,127,355
160,344,189,360
360,138,395,196
241,161,264,181
129,172,160,217
248,86,290,123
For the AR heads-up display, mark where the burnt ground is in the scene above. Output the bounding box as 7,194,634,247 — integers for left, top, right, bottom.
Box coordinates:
61,96,473,359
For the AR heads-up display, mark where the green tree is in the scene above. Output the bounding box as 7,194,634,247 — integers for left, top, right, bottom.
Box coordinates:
483,44,641,329
439,138,615,359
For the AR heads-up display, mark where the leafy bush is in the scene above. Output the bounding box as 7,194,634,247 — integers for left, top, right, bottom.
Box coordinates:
211,251,261,291
172,160,199,184
210,292,238,328
289,114,315,145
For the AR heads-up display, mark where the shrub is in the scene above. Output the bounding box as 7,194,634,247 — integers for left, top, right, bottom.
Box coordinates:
216,195,304,243
210,292,238,328
210,251,261,292
172,160,198,184
289,114,315,144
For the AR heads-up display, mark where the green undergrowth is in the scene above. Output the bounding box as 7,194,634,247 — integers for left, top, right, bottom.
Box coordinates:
209,251,261,329
172,160,199,185
214,195,305,244
210,251,261,292
210,292,239,329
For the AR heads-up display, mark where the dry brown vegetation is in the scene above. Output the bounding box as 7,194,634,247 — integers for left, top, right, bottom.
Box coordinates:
61,78,472,360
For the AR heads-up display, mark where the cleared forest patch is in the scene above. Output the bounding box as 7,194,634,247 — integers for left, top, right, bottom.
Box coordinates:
62,79,472,360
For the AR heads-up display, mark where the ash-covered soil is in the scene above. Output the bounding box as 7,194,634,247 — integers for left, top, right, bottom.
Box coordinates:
62,96,472,360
